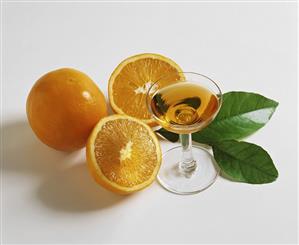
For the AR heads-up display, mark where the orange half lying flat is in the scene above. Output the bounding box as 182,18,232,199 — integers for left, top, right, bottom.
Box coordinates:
86,115,162,195
108,53,184,125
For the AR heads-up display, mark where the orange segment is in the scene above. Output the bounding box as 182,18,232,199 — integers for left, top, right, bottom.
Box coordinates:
108,53,184,125
86,115,162,194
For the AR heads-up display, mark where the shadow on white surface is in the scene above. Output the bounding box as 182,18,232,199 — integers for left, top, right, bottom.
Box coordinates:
3,120,127,212
37,163,127,212
3,120,67,174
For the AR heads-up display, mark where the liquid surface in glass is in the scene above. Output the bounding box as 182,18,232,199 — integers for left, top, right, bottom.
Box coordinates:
150,82,219,128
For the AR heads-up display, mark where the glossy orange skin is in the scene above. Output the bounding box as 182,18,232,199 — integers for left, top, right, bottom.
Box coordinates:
26,68,108,151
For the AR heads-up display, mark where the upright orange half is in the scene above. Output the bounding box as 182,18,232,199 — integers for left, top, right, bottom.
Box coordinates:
108,53,184,125
86,115,162,194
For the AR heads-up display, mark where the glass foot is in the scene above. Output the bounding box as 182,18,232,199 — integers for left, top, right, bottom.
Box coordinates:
157,145,219,195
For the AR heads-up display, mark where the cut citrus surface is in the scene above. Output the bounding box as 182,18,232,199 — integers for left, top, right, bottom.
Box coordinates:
108,53,184,125
86,115,162,194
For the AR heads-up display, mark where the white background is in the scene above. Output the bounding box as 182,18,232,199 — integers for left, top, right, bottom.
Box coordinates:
2,2,297,244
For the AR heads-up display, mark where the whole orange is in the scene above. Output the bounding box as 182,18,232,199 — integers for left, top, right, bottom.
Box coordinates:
26,68,108,151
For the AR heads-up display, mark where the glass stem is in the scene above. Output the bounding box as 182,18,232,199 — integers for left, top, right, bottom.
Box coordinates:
179,134,197,173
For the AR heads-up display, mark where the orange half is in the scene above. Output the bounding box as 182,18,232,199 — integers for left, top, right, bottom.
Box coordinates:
108,53,184,125
86,115,162,195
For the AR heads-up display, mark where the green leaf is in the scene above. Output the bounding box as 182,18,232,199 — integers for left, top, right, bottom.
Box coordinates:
212,140,278,184
155,128,179,142
192,91,278,144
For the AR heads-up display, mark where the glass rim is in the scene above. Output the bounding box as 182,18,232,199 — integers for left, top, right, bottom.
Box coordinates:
146,71,223,132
